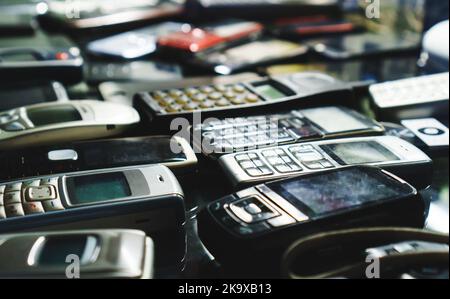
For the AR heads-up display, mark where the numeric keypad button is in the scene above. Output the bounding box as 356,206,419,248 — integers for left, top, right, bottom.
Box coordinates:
5,204,25,218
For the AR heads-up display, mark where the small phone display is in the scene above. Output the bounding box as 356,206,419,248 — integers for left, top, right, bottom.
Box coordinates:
320,141,401,165
26,105,82,127
67,172,132,205
268,167,404,217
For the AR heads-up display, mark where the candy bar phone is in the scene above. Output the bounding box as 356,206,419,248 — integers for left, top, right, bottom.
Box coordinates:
197,166,427,270
0,136,197,181
157,20,263,55
135,71,354,122
192,38,309,74
218,136,433,190
0,47,83,83
194,106,385,158
0,100,140,150
0,81,68,112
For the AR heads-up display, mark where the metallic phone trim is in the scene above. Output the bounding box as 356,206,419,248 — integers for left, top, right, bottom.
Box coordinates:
218,136,432,188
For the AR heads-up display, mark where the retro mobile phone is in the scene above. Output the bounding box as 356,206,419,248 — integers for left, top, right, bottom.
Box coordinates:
310,32,422,60
0,165,186,268
0,136,198,181
185,0,341,19
42,0,183,31
135,71,354,122
87,22,185,59
194,106,385,157
369,72,449,120
0,13,36,35
85,61,183,84
192,38,309,74
0,229,155,279
0,100,140,150
0,47,83,83
197,166,427,268
218,136,433,190
157,20,263,54
0,81,69,112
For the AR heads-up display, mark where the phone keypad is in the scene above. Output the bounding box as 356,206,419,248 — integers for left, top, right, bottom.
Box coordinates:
0,178,65,220
234,144,335,178
149,84,263,114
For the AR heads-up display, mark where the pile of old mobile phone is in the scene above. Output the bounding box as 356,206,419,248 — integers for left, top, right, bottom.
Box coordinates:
38,0,183,32
0,81,69,112
184,0,342,19
0,136,198,181
134,71,356,125
197,166,429,273
0,164,186,275
0,47,84,84
0,229,155,279
270,15,363,39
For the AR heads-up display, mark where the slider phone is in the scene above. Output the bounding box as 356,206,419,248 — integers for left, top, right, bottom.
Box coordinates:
0,81,68,112
41,0,183,31
193,106,385,158
0,47,83,83
218,136,433,190
0,229,155,279
87,22,185,59
0,165,186,270
0,100,140,150
0,136,198,181
369,72,449,121
135,72,354,122
197,166,427,270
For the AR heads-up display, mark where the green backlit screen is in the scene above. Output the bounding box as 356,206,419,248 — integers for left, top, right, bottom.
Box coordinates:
68,172,131,205
254,84,287,100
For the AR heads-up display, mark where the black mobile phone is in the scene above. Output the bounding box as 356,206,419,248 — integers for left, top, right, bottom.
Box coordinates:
197,166,427,273
0,81,69,112
0,136,197,182
185,0,341,19
0,47,84,83
309,32,422,60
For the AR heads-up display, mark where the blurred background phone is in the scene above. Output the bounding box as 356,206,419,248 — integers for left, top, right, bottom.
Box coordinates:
0,81,69,112
85,61,183,84
310,32,422,60
87,22,185,59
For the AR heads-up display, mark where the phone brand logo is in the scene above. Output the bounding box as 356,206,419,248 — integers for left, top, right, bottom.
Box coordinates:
366,0,381,19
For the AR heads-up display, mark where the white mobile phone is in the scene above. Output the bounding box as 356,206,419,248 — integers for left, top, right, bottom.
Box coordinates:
0,100,140,150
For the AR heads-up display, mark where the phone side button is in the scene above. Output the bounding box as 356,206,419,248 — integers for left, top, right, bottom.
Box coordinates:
267,215,296,228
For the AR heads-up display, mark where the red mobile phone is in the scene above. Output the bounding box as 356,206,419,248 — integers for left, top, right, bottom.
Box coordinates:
158,20,263,53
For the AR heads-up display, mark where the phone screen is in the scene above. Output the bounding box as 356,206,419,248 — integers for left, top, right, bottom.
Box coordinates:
67,172,132,205
320,141,400,165
27,105,82,127
268,168,405,216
